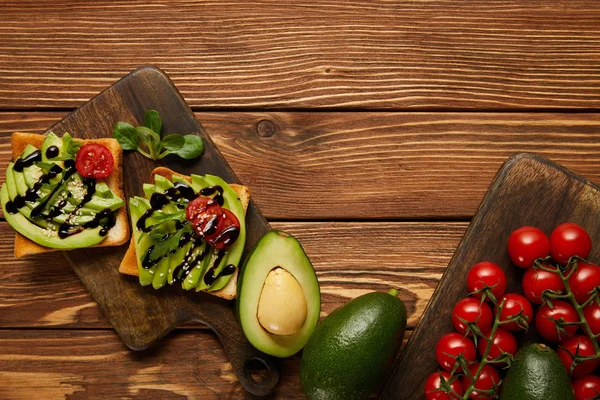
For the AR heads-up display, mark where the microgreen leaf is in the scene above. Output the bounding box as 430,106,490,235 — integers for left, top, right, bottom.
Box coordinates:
113,122,139,151
149,224,191,261
171,135,204,159
144,110,162,134
161,134,185,151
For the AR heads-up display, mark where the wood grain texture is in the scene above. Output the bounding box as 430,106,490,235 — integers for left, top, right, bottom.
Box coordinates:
382,154,600,399
0,221,465,329
1,112,600,219
0,328,412,400
0,1,600,110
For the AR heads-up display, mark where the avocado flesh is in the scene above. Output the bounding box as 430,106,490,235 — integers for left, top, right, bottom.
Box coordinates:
131,174,246,292
3,133,124,248
237,230,320,358
500,343,574,400
1,184,105,248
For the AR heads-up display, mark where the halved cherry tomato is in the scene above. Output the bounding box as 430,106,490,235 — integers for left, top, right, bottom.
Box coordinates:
572,374,600,400
186,197,240,249
497,293,533,331
207,208,240,249
452,298,493,336
558,335,600,378
461,363,500,399
521,266,564,304
507,226,550,268
567,262,600,304
477,328,518,365
467,262,506,301
424,371,463,400
435,333,477,372
550,223,592,265
535,300,579,342
75,143,114,178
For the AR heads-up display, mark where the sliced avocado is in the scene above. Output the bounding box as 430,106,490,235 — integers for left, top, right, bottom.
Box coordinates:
5,162,18,200
13,163,29,198
152,256,171,289
41,132,63,163
129,197,154,286
181,242,210,290
190,174,210,193
500,343,574,400
1,184,105,249
143,183,161,198
168,241,194,285
237,230,320,358
154,174,174,191
94,181,113,199
300,289,407,400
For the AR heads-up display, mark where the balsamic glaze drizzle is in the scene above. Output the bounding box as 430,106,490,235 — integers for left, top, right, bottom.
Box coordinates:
7,152,118,238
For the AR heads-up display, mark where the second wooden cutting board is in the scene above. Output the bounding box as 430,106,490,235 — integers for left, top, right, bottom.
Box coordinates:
39,67,280,396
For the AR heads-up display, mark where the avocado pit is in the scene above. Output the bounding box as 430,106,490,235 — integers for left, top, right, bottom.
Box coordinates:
257,267,308,335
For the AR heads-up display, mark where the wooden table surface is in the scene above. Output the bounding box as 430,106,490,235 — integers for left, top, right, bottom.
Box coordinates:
1,1,600,399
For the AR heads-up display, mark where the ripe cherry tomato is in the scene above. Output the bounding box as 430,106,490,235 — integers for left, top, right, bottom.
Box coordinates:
583,303,600,336
208,208,241,249
467,262,507,301
535,300,579,342
572,374,600,400
75,143,114,178
507,226,550,268
424,371,464,400
461,363,500,399
186,198,240,249
452,298,493,336
521,267,564,304
477,328,518,364
568,262,600,304
498,293,534,331
435,333,477,372
558,335,600,378
550,223,592,265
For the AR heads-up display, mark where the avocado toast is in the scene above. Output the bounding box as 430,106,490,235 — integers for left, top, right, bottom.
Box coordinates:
119,167,249,300
4,131,129,257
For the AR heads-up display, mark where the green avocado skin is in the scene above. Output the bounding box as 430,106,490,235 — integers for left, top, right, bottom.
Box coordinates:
300,291,407,400
500,343,574,400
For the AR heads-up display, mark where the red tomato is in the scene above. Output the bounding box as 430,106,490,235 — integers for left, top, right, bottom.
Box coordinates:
557,335,600,378
583,303,600,336
521,267,564,304
435,333,477,372
452,298,493,336
507,226,550,268
461,363,500,399
477,328,518,364
568,262,600,304
535,300,579,342
572,374,600,400
424,371,464,400
550,223,592,265
75,143,114,178
467,262,507,301
498,293,534,331
208,208,240,249
186,198,240,249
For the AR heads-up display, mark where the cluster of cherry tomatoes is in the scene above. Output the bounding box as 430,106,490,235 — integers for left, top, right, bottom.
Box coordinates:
424,222,600,400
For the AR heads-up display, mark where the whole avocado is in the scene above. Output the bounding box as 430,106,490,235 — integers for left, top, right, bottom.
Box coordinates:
300,289,407,400
500,343,574,400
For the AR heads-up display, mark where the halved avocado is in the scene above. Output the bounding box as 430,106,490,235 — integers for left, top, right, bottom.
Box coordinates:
237,230,320,358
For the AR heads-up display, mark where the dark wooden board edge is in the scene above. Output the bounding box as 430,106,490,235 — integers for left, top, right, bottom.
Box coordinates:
380,152,600,399
40,66,279,395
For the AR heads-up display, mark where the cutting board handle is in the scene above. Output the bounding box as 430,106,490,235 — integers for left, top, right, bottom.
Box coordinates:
188,305,281,396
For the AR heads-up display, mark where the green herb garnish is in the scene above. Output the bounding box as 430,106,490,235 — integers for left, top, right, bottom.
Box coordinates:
113,110,204,161
148,224,191,262
48,132,82,161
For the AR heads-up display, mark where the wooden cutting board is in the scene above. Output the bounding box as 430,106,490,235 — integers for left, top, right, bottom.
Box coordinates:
41,67,280,396
381,153,600,399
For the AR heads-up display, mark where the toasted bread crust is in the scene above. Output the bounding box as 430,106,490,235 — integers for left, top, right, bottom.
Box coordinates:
118,167,249,300
10,132,130,257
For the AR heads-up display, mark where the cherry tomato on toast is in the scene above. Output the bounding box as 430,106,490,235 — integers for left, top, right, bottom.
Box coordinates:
75,143,114,179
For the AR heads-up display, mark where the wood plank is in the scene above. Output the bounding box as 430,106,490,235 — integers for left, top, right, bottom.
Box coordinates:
0,221,466,329
1,112,600,219
0,1,599,110
0,328,412,399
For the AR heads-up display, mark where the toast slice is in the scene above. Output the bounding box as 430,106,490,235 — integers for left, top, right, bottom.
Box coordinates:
10,132,130,258
119,167,250,300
